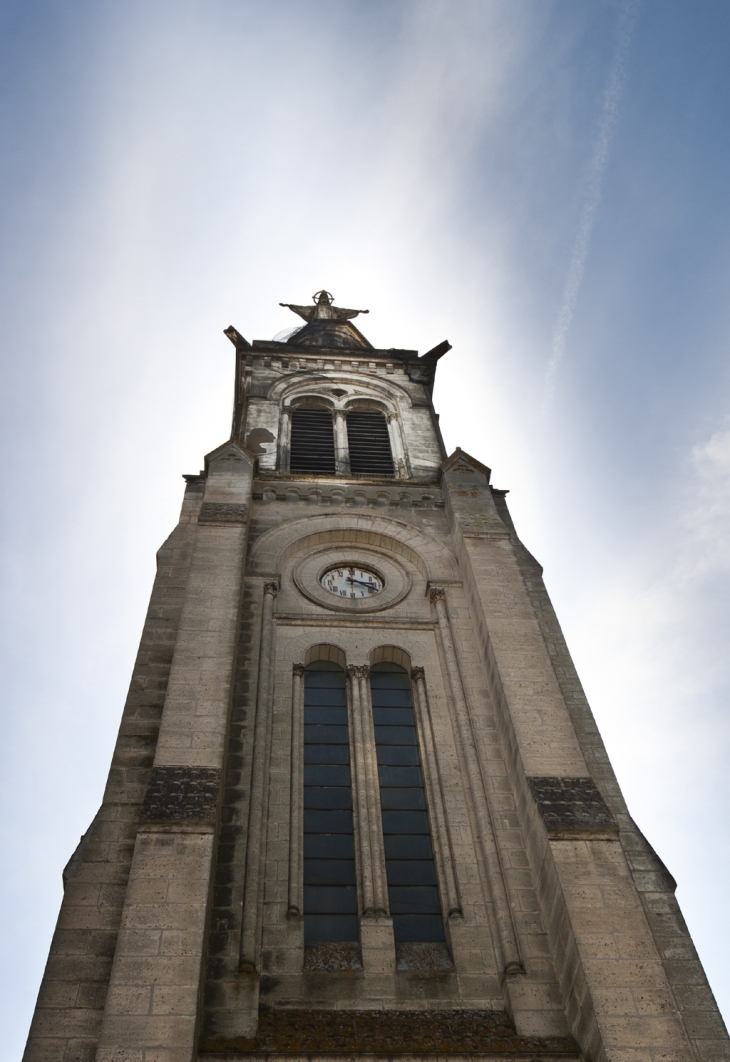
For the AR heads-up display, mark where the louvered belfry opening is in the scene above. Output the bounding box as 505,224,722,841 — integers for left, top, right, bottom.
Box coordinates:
290,409,336,474
346,411,394,477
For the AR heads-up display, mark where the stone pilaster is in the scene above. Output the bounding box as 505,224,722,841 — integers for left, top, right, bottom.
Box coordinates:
95,440,254,1062
441,448,696,1059
428,585,523,978
347,664,395,973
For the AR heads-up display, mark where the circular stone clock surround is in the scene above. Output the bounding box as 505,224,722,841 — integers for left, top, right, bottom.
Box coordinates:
293,547,411,613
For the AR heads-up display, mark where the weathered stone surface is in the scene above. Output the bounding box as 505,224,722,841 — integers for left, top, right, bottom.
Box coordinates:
199,1007,579,1057
303,943,363,971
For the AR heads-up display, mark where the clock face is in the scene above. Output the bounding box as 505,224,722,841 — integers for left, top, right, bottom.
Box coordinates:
320,566,383,599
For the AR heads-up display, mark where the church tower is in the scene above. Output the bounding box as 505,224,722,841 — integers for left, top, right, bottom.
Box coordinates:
25,292,728,1062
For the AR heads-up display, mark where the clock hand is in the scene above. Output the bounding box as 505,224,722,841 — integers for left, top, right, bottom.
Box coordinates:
346,577,376,590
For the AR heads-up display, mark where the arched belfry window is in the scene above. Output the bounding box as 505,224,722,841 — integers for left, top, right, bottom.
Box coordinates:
346,410,394,477
370,662,444,942
302,661,357,942
290,409,336,475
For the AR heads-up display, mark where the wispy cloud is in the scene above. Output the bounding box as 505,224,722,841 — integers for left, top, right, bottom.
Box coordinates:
543,0,639,411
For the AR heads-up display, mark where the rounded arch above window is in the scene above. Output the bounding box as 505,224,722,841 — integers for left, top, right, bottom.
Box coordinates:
304,643,347,670
270,373,414,410
344,398,392,415
370,646,412,671
290,395,335,411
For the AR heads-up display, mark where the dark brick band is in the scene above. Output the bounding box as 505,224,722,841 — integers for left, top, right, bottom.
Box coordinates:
141,766,221,825
198,502,248,524
528,777,619,837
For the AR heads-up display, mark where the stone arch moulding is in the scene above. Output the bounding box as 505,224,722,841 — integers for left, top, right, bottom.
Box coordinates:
303,643,347,669
246,512,458,585
268,372,414,412
343,396,390,414
370,645,412,670
289,394,336,411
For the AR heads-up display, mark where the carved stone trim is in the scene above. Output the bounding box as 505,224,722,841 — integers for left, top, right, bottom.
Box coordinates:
198,502,248,525
292,663,306,677
528,777,619,837
263,580,279,598
429,586,446,603
199,1007,580,1057
346,664,370,679
140,767,221,825
410,666,425,681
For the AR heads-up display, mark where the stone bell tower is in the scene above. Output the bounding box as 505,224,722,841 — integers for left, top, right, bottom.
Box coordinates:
25,291,728,1062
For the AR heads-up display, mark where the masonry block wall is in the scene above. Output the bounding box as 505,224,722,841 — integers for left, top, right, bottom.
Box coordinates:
24,296,729,1062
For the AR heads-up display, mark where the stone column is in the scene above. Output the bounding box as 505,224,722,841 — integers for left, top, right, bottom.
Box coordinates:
240,581,279,970
95,440,254,1062
410,667,461,919
223,578,278,1036
430,587,523,977
347,664,395,973
277,407,291,472
386,410,409,479
288,664,305,918
334,409,351,475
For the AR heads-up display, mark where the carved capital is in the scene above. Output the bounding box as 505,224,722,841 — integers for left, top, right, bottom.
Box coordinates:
263,581,279,599
429,587,446,603
410,666,425,682
292,663,306,677
347,664,370,679
386,411,398,422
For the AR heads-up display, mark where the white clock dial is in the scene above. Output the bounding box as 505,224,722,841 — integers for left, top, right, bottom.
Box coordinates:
320,566,383,599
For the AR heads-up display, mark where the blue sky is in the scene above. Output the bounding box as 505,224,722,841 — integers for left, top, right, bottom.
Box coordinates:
1,1,729,1055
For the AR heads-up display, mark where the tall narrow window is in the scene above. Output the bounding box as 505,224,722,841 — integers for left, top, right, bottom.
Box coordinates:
290,409,336,474
346,411,394,477
370,662,444,942
303,662,357,942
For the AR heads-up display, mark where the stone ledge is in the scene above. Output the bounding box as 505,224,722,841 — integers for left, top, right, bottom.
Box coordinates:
528,777,619,838
199,1008,580,1056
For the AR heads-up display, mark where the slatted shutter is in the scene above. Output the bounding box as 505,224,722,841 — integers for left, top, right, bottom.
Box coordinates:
346,412,394,477
290,409,336,474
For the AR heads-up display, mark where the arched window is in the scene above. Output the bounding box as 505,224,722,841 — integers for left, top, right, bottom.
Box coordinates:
290,409,336,474
370,662,444,942
346,411,394,477
303,661,357,942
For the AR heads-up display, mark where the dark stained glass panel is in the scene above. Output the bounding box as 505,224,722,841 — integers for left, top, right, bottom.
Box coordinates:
303,663,356,942
370,663,445,942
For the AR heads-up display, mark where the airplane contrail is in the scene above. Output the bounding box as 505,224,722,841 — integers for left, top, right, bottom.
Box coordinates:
544,0,640,412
